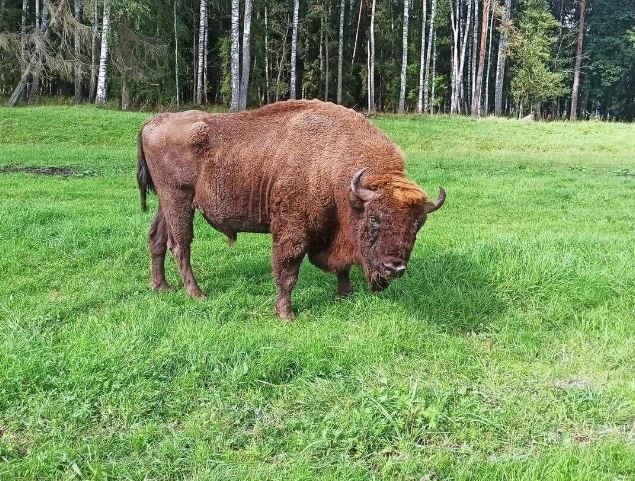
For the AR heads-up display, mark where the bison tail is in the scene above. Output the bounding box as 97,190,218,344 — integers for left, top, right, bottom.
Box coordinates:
136,126,155,212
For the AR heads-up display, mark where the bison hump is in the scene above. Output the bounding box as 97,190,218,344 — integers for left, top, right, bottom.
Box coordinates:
187,121,210,148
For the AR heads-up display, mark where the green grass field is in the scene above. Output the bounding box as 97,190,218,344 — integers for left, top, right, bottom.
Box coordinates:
1,106,634,480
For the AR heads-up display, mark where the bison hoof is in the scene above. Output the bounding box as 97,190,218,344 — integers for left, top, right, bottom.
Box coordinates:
188,288,208,300
275,304,296,321
152,282,171,292
336,288,352,299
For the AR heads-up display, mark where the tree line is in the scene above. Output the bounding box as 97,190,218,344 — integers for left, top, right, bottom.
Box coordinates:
0,0,633,120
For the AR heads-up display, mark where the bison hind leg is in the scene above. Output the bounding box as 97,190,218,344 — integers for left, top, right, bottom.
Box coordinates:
149,209,171,291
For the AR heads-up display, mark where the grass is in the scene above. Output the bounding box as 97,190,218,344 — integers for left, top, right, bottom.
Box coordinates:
1,106,634,480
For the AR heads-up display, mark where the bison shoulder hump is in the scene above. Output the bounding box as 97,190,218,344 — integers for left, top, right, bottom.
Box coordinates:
187,121,210,148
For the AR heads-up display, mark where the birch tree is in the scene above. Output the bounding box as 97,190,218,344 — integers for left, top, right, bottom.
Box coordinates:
368,0,376,113
472,0,490,117
570,0,586,120
239,0,253,109
174,0,179,106
494,0,511,116
483,0,494,113
195,0,207,105
89,0,98,101
230,0,240,110
95,0,111,105
398,0,410,114
289,0,300,99
423,0,437,112
264,5,270,103
417,0,427,114
74,0,82,103
336,0,345,104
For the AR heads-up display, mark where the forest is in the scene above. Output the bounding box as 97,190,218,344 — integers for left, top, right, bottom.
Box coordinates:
0,0,634,120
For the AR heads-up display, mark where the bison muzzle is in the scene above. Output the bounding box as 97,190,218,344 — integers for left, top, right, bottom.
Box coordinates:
137,100,445,320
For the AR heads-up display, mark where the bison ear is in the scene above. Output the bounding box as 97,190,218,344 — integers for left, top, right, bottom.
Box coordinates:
423,186,446,214
350,168,380,203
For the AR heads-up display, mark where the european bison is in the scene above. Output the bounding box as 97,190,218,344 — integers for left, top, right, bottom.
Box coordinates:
137,100,445,320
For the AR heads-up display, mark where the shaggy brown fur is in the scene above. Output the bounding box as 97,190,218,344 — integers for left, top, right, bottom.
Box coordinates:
137,100,445,320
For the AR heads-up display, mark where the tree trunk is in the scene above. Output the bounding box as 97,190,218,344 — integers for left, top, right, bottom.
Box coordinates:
95,0,111,105
494,0,511,116
472,0,489,117
289,0,300,99
174,0,180,106
430,20,436,114
89,0,98,102
239,0,253,109
121,76,130,110
470,0,478,108
352,0,363,65
7,1,61,106
21,0,27,77
458,0,472,113
203,13,209,103
29,0,41,104
483,0,494,114
450,0,459,113
368,0,376,113
196,0,206,105
398,0,410,114
74,0,82,103
570,0,586,121
324,7,329,101
417,0,427,114
230,0,240,110
423,0,436,112
264,5,270,104
336,0,345,104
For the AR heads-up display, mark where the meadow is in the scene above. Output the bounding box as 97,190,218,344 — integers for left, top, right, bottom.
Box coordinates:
0,106,634,480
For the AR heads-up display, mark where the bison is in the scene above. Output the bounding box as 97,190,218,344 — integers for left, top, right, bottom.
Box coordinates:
137,100,445,320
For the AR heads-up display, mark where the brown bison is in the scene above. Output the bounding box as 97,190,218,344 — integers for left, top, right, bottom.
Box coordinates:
137,100,445,320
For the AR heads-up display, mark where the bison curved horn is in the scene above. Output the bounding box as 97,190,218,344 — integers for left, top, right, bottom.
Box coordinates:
423,187,446,214
351,168,380,202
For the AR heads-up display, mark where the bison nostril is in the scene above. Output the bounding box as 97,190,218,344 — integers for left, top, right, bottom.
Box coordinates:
382,260,407,276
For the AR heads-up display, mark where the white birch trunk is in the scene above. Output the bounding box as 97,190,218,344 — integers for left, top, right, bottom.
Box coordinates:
450,0,459,113
89,0,98,102
423,0,436,112
570,0,586,120
352,0,363,65
264,5,270,103
417,0,427,113
196,0,206,105
174,0,180,106
430,22,437,113
398,0,410,113
483,0,494,113
95,0,111,105
230,0,240,110
336,0,345,104
458,0,472,113
324,7,329,101
289,0,299,99
239,0,253,109
368,0,376,113
74,0,82,103
494,0,511,116
470,0,478,107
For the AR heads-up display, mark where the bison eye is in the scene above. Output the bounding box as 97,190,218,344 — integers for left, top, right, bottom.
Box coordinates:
368,215,380,231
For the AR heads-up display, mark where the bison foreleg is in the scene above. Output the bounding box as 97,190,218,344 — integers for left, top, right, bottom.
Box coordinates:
336,269,352,299
272,239,308,321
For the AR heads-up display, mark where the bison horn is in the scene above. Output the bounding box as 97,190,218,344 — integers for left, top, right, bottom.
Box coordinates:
351,168,379,202
423,186,446,214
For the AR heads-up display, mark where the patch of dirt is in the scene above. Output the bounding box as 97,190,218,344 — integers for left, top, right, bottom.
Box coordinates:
0,166,97,177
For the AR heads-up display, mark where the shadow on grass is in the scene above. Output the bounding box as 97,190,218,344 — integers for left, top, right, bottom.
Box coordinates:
193,244,507,333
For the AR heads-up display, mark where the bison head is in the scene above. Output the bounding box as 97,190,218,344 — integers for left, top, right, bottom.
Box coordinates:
349,168,445,291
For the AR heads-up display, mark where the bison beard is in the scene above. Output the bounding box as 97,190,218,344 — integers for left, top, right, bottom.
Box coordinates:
137,100,445,320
